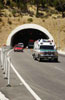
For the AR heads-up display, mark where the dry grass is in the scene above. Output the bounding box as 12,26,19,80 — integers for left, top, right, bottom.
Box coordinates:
0,8,65,51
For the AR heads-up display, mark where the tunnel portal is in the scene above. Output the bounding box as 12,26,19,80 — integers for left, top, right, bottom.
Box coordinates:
6,24,54,47
11,29,49,47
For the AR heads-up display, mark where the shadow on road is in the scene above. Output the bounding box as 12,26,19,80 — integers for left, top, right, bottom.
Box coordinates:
39,60,61,63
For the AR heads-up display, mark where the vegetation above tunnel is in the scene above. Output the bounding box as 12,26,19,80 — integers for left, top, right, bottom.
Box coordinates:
0,0,65,17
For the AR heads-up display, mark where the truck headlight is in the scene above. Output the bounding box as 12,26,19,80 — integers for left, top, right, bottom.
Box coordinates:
39,52,44,54
39,52,44,56
54,52,58,56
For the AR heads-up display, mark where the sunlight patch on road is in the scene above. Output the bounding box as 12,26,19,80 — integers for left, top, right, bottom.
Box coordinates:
55,66,64,72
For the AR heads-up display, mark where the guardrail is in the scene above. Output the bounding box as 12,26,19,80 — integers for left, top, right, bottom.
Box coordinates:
1,46,13,87
0,46,42,100
1,46,65,100
1,47,65,86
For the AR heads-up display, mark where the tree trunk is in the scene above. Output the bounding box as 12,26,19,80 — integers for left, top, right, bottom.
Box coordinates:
62,11,65,18
36,3,39,17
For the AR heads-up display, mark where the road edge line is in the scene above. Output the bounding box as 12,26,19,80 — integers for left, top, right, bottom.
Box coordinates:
8,58,42,100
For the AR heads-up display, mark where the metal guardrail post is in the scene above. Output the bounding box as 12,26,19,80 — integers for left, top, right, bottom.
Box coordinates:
1,49,2,67
7,57,11,87
6,49,13,87
1,48,4,70
3,52,6,74
1,49,3,67
4,54,8,79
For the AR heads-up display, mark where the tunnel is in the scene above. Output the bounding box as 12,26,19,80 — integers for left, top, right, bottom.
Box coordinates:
6,24,54,48
11,29,49,47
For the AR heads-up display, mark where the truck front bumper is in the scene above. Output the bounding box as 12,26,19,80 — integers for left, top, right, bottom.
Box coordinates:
39,54,58,60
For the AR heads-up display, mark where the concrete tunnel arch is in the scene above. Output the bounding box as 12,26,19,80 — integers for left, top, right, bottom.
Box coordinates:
6,24,54,47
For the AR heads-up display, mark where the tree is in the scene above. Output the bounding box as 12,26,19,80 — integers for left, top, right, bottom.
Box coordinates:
47,0,54,6
54,0,65,17
16,0,29,12
33,0,42,16
34,0,47,17
35,0,40,16
41,0,47,8
0,0,4,9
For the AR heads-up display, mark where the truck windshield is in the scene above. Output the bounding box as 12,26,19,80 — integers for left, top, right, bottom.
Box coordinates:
40,45,54,50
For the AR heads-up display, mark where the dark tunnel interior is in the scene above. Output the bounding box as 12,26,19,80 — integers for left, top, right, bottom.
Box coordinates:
11,29,49,47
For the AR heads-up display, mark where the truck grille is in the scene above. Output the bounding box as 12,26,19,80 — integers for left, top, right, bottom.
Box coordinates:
44,52,54,55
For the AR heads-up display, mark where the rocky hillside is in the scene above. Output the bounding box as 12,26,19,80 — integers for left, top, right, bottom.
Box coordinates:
0,7,65,51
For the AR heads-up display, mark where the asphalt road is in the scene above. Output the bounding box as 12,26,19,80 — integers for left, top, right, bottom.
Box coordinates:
8,49,65,100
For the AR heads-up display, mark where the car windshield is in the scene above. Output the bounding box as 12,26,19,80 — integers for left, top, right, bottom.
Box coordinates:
16,45,23,47
18,43,24,46
40,45,54,50
18,43,23,45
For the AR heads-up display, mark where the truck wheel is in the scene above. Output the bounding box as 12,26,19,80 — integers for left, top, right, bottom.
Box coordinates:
54,58,58,62
33,54,37,60
37,55,41,62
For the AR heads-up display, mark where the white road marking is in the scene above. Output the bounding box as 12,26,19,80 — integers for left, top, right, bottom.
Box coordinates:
0,92,9,100
8,57,42,100
54,66,64,72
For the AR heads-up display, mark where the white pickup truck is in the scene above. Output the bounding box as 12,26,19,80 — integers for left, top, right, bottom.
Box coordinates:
32,39,58,62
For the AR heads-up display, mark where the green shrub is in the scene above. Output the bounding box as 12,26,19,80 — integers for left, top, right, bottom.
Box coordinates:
12,9,17,16
10,1,17,8
4,13,7,17
8,19,12,25
0,18,2,22
18,18,20,21
42,19,45,22
53,0,65,11
27,18,33,23
0,1,4,9
9,14,12,17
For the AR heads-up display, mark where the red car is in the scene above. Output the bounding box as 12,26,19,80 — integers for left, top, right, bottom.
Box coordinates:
14,44,24,52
